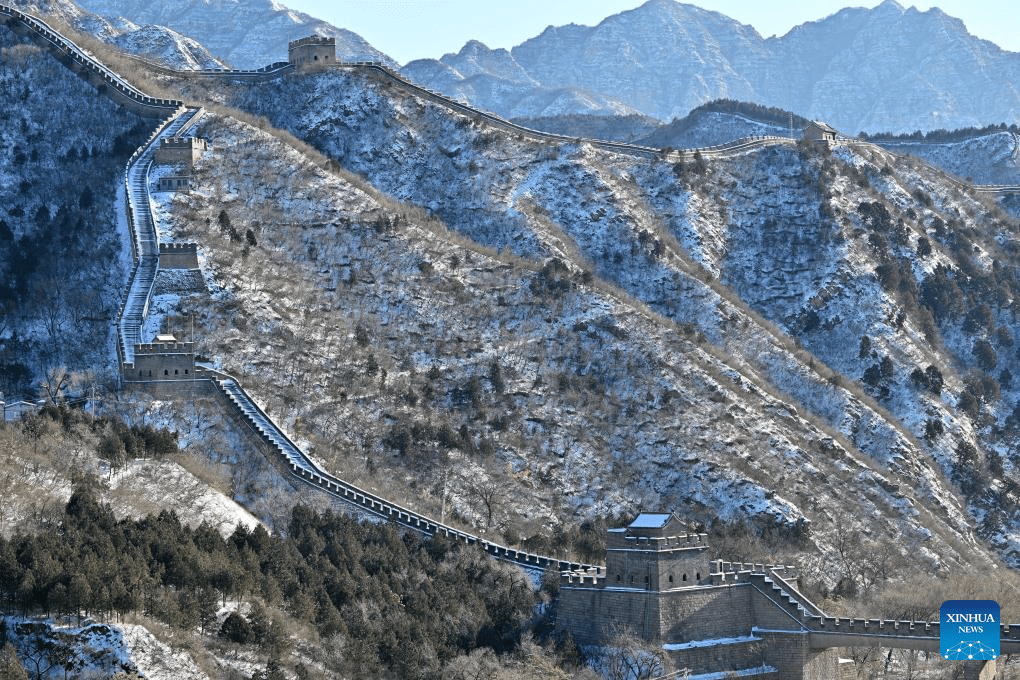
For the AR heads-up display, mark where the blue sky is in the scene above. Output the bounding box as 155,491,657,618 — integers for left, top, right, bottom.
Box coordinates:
280,1,1017,66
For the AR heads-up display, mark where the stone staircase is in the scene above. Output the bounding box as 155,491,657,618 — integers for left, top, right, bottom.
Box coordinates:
118,106,204,371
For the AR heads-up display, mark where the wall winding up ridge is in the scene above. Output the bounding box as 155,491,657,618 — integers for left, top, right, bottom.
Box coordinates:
0,2,598,571
6,10,1020,677
0,3,181,116
6,4,1013,585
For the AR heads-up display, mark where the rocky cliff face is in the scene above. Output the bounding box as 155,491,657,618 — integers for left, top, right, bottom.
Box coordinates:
45,0,1020,131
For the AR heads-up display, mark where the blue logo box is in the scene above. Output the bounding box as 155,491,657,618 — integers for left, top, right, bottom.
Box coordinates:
941,600,1000,660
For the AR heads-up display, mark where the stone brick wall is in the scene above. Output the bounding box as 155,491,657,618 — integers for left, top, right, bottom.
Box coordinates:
665,637,768,676
558,583,759,646
154,137,206,166
659,584,756,642
127,341,196,381
288,36,336,67
159,243,199,268
158,176,192,192
558,587,662,644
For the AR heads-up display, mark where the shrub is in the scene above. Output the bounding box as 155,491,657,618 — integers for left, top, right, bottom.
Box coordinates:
220,611,253,644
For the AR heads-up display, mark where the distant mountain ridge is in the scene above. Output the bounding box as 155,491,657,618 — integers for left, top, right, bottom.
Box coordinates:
404,0,1020,133
65,0,395,68
41,0,1020,131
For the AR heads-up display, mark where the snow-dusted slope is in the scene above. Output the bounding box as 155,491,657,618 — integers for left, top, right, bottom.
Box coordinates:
9,0,227,68
65,0,393,68
110,23,223,70
875,131,1020,187
130,65,1020,580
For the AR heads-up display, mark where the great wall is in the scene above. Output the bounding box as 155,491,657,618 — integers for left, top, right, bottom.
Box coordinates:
0,5,1016,677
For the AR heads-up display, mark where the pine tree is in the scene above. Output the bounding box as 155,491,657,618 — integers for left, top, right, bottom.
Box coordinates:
0,643,28,680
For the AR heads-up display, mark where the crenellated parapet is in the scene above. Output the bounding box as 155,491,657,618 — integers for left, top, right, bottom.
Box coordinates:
288,35,335,68
158,242,199,268
154,136,206,167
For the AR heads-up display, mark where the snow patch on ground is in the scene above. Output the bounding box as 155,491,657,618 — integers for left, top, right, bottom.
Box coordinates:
120,623,209,680
108,459,260,535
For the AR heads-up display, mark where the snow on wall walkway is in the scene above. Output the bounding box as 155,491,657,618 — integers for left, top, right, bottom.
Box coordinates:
0,4,182,115
118,106,204,369
213,372,595,573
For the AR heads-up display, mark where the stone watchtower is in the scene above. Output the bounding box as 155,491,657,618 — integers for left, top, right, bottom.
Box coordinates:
288,36,336,67
154,137,206,168
557,512,717,646
803,121,838,144
130,334,197,382
558,513,846,679
605,512,710,590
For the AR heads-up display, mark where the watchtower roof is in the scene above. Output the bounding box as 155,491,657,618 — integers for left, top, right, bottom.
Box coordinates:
629,513,674,529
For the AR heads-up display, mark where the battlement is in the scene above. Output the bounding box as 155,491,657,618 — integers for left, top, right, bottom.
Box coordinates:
561,567,605,588
711,561,798,580
158,242,199,268
159,136,204,149
135,340,193,353
154,136,206,167
606,530,710,551
288,35,335,50
288,35,336,67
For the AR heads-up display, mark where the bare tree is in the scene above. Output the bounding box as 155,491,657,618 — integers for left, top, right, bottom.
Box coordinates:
600,631,671,680
39,366,70,404
463,474,506,531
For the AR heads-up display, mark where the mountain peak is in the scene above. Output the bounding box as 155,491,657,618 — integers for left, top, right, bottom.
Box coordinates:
458,39,493,55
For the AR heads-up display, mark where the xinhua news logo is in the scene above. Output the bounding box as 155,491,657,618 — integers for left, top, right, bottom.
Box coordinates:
941,600,1000,661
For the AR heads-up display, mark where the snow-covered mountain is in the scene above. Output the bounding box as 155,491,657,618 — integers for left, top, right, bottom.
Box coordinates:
132,61,1019,577
65,0,394,68
10,0,227,68
43,0,1020,131
9,0,1020,599
403,0,1020,134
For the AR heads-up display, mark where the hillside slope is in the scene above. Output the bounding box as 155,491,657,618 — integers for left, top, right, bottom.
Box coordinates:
0,23,151,397
66,0,393,68
10,0,226,68
122,64,1018,584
